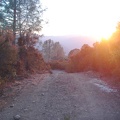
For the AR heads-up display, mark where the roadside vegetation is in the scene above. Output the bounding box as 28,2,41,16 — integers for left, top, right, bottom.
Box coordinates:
0,0,120,96
65,23,120,85
49,60,68,70
42,22,120,88
0,0,49,95
0,0,66,96
0,31,50,95
48,22,120,87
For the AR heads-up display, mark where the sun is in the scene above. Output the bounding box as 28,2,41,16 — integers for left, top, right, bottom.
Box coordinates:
92,27,116,40
41,0,120,41
42,13,117,40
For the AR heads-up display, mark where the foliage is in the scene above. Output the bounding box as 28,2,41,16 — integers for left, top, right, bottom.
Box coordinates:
42,39,54,62
0,31,50,95
0,0,47,94
0,0,45,40
49,60,68,70
52,42,65,60
17,45,50,75
42,39,65,62
66,44,93,72
67,22,120,83
18,34,40,47
0,31,18,79
68,48,79,58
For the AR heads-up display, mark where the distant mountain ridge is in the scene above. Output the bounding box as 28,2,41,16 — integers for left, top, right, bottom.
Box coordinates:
40,35,98,55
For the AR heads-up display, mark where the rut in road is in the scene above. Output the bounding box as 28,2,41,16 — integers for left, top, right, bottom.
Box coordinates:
0,70,120,120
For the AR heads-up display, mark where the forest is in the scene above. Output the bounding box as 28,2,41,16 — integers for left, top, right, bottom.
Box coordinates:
0,0,120,95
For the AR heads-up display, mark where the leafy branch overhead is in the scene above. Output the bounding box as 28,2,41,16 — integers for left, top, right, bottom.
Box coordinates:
0,0,46,39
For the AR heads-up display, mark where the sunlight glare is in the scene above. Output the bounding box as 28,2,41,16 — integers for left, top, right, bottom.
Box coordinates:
41,0,120,40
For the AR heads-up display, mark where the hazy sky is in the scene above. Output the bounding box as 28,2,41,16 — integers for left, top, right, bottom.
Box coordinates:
41,0,120,40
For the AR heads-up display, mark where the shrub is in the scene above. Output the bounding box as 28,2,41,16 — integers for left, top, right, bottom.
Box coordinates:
0,33,18,80
17,46,50,75
49,60,68,70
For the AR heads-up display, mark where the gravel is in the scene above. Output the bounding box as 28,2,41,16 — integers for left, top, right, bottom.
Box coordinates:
14,115,21,120
0,70,120,120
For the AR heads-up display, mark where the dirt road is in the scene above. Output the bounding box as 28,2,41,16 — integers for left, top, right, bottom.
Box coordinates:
0,70,120,120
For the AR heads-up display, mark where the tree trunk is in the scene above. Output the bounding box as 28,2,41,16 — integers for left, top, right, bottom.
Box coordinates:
13,0,17,45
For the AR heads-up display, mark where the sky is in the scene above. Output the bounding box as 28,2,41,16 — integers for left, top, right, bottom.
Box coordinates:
41,0,120,40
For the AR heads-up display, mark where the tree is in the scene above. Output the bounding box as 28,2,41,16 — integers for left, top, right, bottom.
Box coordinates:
0,0,45,43
52,42,65,60
42,40,65,61
0,31,17,78
42,39,54,62
16,0,45,36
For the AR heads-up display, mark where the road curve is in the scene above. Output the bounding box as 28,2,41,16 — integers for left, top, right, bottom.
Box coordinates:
0,70,120,120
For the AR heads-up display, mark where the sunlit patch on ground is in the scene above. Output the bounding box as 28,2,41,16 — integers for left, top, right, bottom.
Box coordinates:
90,78,117,93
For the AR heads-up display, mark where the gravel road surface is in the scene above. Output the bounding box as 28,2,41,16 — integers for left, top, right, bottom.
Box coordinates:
0,70,120,120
